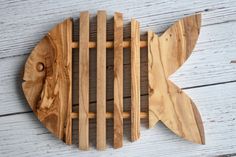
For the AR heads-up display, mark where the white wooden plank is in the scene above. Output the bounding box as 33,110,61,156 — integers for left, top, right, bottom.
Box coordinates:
171,19,236,88
1,21,236,115
0,0,236,156
0,82,236,156
0,0,236,58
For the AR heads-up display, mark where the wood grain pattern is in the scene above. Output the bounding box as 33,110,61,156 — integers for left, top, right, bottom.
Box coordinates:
79,11,90,150
113,12,123,149
2,0,236,156
130,19,140,142
96,10,107,150
71,112,147,119
22,11,204,149
22,19,72,143
71,41,147,48
148,14,205,144
2,82,236,156
65,19,73,145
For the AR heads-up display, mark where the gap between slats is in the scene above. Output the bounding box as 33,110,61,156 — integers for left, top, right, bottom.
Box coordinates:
71,41,147,48
73,11,145,150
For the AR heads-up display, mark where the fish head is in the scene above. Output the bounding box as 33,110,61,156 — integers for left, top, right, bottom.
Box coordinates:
22,35,55,112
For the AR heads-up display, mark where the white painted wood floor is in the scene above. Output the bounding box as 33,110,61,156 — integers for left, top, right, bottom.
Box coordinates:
0,0,236,156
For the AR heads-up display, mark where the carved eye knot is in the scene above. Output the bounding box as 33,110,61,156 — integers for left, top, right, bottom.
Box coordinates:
36,62,44,72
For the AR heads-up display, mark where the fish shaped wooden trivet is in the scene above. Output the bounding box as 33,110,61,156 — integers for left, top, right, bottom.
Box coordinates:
22,11,205,150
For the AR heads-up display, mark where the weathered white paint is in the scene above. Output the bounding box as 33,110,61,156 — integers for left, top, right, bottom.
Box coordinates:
0,83,236,156
0,0,236,156
1,20,236,115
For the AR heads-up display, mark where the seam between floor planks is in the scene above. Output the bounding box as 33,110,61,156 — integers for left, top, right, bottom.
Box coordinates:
0,9,236,60
1,14,236,60
2,80,235,155
1,79,236,118
1,1,236,156
182,80,236,90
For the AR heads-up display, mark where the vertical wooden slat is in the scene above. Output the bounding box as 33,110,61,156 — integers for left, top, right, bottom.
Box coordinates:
96,10,107,150
79,11,90,150
130,19,140,142
113,12,123,149
65,19,73,145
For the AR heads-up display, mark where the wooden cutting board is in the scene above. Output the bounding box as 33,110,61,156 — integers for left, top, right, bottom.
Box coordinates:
22,10,204,150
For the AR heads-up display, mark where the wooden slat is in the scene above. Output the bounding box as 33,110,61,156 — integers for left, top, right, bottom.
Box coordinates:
79,11,90,150
130,19,140,142
65,19,73,145
96,10,107,150
113,12,123,149
71,41,147,48
4,1,236,156
71,112,148,119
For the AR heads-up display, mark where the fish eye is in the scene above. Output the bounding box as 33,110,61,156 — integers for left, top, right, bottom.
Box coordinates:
36,62,44,72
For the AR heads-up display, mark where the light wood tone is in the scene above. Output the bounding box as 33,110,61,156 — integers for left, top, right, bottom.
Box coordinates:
71,41,147,48
22,19,73,144
113,12,123,149
130,19,140,142
22,12,205,149
96,10,107,150
148,14,205,144
9,1,236,155
71,112,148,119
79,11,90,150
65,19,73,145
